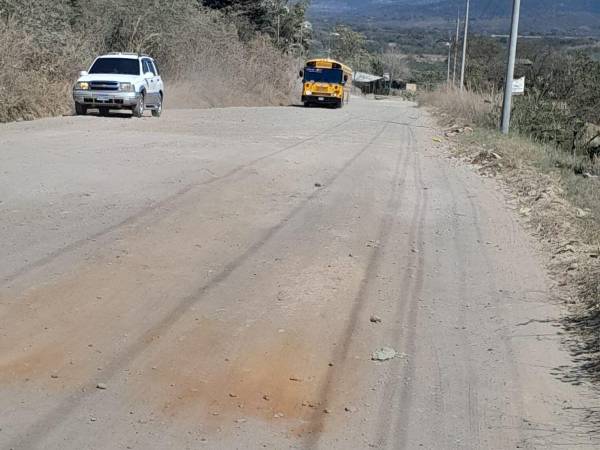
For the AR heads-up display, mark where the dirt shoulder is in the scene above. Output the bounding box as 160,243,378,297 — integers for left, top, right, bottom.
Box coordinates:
429,119,600,389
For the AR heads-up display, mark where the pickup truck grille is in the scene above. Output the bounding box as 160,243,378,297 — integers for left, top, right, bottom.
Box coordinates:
89,81,119,91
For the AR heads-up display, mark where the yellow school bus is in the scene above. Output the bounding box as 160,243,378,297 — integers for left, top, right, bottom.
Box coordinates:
300,58,352,108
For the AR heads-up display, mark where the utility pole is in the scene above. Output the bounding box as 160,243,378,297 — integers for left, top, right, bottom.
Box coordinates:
460,0,470,90
453,9,460,86
446,39,452,84
501,0,522,134
328,32,340,59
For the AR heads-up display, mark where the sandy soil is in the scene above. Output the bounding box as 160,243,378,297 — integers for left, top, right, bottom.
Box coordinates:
0,98,598,449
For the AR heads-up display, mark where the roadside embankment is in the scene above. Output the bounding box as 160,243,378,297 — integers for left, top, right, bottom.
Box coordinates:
420,87,600,385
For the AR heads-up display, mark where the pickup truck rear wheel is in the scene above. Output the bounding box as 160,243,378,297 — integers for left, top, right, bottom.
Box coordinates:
75,103,87,116
133,93,145,118
151,94,162,118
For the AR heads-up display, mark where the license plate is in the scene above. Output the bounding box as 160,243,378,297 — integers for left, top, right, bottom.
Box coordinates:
96,95,110,102
318,97,324,101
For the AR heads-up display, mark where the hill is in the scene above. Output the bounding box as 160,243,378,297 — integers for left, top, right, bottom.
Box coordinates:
310,0,600,36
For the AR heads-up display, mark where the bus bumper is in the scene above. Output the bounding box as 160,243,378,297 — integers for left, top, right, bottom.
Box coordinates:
302,95,342,106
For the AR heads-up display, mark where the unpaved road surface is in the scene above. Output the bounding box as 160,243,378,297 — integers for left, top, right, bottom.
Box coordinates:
1,99,598,449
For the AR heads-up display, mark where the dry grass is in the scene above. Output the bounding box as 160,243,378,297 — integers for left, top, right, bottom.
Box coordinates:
0,19,85,121
418,85,499,128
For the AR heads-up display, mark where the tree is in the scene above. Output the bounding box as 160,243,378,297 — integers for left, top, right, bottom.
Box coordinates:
202,0,310,52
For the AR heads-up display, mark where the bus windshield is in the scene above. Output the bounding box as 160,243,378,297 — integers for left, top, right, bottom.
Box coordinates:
303,67,343,84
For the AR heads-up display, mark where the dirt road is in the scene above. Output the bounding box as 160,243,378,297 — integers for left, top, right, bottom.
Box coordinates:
1,98,598,449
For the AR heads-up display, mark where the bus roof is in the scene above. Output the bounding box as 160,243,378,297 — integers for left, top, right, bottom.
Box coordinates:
305,58,352,74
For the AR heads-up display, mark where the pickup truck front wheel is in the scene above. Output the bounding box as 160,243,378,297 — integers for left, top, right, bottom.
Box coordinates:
75,103,87,116
133,93,145,118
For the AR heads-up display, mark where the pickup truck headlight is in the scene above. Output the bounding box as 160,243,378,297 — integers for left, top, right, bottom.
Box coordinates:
119,82,134,92
75,81,89,90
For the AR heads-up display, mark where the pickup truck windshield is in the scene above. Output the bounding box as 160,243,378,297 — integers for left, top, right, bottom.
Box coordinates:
89,58,140,75
304,68,343,84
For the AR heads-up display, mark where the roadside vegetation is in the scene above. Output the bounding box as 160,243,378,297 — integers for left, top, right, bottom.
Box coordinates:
0,0,310,122
419,43,600,384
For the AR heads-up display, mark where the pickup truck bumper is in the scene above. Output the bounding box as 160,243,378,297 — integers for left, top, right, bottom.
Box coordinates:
73,91,140,109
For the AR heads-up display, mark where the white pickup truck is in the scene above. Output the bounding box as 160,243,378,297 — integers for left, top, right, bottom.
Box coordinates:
73,53,164,118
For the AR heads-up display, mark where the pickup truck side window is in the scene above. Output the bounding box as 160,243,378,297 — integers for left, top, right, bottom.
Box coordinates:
150,60,160,76
142,59,156,76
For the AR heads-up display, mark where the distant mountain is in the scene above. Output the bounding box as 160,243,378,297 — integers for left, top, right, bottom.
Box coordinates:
310,0,600,36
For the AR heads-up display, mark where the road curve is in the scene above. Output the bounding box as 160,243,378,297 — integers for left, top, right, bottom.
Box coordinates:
0,98,598,449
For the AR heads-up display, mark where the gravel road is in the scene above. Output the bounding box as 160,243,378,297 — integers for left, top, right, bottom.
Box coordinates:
1,98,598,449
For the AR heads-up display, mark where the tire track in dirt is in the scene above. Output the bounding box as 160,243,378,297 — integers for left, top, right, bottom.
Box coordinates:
438,160,483,449
6,122,389,450
305,122,414,449
437,160,523,448
393,127,430,450
1,116,355,287
461,181,526,447
370,127,429,449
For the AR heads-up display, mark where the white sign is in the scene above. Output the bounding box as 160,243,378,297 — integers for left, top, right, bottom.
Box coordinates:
383,72,390,81
512,77,525,95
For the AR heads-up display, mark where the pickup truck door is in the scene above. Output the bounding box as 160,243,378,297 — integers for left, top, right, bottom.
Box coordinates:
141,59,159,104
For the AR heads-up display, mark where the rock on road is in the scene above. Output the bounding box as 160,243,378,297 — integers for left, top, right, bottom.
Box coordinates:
0,98,598,449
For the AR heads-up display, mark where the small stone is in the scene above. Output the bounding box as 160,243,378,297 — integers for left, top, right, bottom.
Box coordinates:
50,374,59,379
235,418,247,424
90,417,97,422
345,406,358,413
314,183,322,188
323,408,331,414
370,315,382,323
289,376,303,382
96,383,108,390
262,394,270,401
229,393,238,398
371,347,397,361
